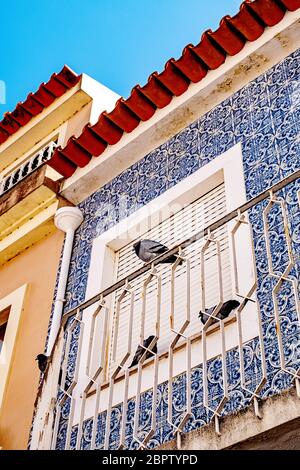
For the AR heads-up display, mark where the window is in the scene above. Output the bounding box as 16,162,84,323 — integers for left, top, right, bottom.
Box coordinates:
83,143,259,391
0,324,7,354
110,183,232,371
0,285,27,409
0,307,10,354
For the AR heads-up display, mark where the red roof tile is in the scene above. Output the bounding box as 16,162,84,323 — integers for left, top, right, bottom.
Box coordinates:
6,0,300,178
44,0,300,177
0,66,81,146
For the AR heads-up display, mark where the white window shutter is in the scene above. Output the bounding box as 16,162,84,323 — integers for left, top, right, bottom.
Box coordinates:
109,184,232,373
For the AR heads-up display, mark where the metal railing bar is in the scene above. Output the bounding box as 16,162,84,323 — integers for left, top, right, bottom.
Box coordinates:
0,141,57,197
86,314,233,396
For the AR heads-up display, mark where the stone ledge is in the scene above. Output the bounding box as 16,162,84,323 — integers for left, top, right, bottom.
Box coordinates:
158,387,300,450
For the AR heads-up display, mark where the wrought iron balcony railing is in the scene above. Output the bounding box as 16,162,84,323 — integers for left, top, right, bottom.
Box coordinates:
0,141,57,197
32,168,300,450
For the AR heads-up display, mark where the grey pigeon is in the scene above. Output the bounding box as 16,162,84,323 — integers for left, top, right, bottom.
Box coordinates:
36,353,49,373
129,335,158,368
199,299,241,326
133,239,180,264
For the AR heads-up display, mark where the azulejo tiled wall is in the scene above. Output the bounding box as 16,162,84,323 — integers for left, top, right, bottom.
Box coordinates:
64,48,300,314
53,48,300,449
57,337,262,450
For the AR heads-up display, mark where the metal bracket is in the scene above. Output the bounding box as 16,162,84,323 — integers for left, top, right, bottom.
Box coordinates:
295,378,300,398
253,397,263,419
176,431,182,450
215,415,221,436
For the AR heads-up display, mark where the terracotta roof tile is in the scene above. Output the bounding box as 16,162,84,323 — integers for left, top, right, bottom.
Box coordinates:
46,0,300,177
3,0,299,178
0,66,81,146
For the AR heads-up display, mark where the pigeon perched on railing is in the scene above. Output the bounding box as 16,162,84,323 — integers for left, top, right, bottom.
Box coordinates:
129,335,158,368
133,239,181,264
36,353,49,374
199,299,241,326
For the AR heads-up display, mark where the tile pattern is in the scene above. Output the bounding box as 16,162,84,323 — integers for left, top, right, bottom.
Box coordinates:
56,338,261,450
64,49,300,314
53,48,300,450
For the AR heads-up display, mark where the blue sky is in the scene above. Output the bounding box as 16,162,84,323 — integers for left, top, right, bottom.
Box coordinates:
0,0,242,119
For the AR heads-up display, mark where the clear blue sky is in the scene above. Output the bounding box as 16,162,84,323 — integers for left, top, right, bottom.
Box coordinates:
0,0,242,119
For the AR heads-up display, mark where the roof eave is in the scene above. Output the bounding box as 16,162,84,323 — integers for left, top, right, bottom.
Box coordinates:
60,8,300,204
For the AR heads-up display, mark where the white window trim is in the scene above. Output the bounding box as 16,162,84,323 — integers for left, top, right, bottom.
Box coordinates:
86,142,250,296
0,284,28,409
73,143,260,420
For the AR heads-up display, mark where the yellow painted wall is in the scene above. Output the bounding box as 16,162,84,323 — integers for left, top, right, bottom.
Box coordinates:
0,230,64,449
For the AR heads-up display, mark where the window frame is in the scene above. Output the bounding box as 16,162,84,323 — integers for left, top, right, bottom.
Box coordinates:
110,182,233,372
0,284,28,408
0,307,10,354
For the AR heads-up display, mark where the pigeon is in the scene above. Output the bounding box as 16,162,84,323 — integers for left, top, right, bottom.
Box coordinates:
36,353,49,373
133,239,181,264
129,335,158,368
199,299,241,326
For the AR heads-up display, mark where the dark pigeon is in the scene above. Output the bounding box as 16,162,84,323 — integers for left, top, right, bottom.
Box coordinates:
133,239,180,264
129,335,158,368
36,353,49,373
199,299,241,326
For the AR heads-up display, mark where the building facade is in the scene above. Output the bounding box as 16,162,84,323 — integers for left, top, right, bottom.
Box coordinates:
0,68,118,449
24,0,300,450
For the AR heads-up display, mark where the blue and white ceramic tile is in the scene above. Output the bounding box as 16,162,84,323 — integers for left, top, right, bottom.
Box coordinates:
45,48,300,449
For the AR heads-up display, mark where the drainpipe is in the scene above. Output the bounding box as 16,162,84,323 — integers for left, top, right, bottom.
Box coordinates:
46,206,83,357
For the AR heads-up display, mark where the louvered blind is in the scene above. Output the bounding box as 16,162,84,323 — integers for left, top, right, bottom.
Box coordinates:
109,183,232,373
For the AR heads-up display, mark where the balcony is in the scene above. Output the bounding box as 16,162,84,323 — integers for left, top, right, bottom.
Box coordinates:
0,141,63,265
31,168,300,450
0,141,57,197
